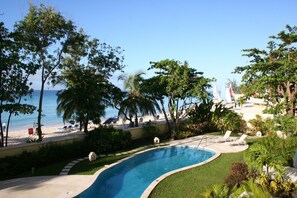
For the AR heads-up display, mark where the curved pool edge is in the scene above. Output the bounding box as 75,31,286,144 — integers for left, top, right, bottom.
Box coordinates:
141,148,221,198
73,145,219,197
73,145,170,197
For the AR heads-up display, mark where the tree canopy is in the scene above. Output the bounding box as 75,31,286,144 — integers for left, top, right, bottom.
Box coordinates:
117,72,160,127
234,25,297,115
14,4,77,139
54,29,124,132
149,59,212,138
0,22,36,146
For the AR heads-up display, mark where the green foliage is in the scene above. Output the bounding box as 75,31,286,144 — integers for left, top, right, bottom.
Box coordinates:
117,72,160,127
142,121,161,139
0,22,37,147
234,25,297,116
53,28,124,132
201,184,229,198
149,59,213,138
85,127,132,154
175,131,193,139
244,136,296,174
188,100,227,133
248,115,274,136
268,174,297,197
274,115,297,136
219,111,247,134
14,4,77,139
0,141,88,180
187,99,246,134
224,163,249,187
231,179,271,198
25,136,44,143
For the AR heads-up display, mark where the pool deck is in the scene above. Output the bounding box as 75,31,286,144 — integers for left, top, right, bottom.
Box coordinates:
0,135,248,198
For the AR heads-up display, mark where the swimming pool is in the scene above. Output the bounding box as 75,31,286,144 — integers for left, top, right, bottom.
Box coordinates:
77,146,216,198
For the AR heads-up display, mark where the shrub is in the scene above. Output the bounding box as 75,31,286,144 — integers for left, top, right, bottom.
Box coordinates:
219,111,247,134
248,115,274,136
142,121,161,138
224,163,249,187
244,136,297,174
274,115,297,136
188,99,247,134
201,184,230,198
175,131,193,139
0,140,88,180
85,127,132,154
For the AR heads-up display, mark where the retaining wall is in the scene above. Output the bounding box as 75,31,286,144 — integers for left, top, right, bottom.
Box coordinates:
0,122,169,158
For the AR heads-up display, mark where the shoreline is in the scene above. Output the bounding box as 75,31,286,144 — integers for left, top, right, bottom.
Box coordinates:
2,102,269,147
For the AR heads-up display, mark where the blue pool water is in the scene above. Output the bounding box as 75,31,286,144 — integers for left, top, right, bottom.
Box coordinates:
78,146,216,198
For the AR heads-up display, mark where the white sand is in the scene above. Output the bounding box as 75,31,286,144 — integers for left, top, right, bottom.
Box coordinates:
2,99,269,147
3,125,86,146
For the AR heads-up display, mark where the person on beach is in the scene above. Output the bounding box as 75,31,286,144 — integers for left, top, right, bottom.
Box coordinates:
2,123,6,132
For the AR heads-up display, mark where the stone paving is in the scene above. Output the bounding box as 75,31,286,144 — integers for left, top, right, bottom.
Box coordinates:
0,135,250,198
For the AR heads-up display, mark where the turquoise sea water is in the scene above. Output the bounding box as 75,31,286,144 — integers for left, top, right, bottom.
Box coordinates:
78,146,216,198
2,90,118,131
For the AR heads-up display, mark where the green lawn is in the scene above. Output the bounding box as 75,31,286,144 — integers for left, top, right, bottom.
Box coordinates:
149,152,244,198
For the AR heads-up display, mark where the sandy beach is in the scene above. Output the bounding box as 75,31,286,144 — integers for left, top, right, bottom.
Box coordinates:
2,113,167,147
2,99,269,147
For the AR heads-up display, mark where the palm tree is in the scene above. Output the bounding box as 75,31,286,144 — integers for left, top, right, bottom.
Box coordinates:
56,66,108,132
118,72,160,127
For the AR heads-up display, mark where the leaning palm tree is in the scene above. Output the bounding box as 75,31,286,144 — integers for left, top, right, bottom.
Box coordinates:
118,71,160,127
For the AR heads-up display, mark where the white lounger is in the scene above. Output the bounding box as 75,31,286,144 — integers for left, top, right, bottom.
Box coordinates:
216,130,232,143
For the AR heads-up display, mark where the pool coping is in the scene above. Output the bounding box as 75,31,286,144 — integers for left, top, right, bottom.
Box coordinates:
75,145,221,198
141,147,220,198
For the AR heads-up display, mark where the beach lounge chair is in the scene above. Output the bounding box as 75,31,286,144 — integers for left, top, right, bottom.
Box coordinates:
230,134,248,146
215,130,232,143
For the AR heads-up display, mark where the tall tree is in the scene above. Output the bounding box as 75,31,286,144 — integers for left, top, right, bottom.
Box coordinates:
141,76,171,133
14,4,76,140
56,66,110,132
55,32,125,132
149,59,212,139
234,25,297,115
117,72,160,127
0,22,36,147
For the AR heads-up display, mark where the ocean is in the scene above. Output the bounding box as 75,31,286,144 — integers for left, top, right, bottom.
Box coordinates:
2,90,118,131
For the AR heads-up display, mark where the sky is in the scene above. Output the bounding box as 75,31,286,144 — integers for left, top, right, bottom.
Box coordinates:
1,0,297,92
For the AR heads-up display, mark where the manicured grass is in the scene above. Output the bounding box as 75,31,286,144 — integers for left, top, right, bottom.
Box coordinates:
149,152,244,198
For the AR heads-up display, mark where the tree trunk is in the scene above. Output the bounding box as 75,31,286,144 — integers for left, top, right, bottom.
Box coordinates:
84,121,88,133
5,112,12,147
135,113,138,127
288,100,296,116
79,120,83,131
286,81,296,116
84,114,89,133
0,118,3,147
168,96,178,140
160,99,172,134
37,76,45,140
